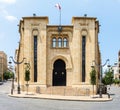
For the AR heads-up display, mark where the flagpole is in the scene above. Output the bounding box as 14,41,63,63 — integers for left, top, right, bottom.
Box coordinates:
58,9,62,32
55,3,62,32
59,9,61,26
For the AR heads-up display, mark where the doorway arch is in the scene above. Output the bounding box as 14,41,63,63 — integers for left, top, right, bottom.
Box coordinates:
52,59,66,86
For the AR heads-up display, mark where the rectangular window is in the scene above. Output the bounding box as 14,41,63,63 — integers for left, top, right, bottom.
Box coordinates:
34,36,37,82
82,36,86,82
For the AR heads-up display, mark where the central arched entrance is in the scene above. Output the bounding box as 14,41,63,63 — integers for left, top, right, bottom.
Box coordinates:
52,59,66,86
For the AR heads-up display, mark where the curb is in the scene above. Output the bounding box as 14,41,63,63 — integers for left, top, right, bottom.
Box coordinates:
8,94,113,102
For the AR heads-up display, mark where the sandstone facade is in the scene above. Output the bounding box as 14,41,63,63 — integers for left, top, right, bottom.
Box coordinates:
0,51,7,81
16,16,101,95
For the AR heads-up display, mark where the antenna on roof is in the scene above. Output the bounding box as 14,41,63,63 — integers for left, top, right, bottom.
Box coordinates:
33,13,36,17
84,14,87,17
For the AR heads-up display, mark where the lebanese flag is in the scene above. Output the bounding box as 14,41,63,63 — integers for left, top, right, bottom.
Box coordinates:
55,3,61,10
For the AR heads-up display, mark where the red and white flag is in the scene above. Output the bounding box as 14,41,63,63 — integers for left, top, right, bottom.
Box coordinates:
55,3,61,10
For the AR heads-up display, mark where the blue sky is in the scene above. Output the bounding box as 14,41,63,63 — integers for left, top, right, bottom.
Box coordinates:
0,0,120,65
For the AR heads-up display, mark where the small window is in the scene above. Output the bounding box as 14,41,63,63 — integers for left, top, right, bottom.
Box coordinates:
52,37,56,48
63,38,68,47
58,37,62,47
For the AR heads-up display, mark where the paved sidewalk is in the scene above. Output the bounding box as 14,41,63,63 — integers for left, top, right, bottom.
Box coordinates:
8,92,113,102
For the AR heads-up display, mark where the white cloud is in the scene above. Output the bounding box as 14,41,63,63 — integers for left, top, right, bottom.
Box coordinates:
0,0,16,4
0,8,8,15
0,8,17,22
5,15,17,22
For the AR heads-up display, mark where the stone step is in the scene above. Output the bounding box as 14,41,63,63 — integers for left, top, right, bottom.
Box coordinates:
37,86,90,96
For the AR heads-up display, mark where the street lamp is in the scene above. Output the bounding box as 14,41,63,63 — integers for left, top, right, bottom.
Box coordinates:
8,64,14,95
0,56,2,81
91,59,110,98
9,56,26,94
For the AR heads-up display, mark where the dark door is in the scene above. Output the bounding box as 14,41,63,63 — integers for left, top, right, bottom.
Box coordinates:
53,59,66,86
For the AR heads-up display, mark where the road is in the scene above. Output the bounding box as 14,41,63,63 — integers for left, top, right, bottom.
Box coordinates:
0,81,120,110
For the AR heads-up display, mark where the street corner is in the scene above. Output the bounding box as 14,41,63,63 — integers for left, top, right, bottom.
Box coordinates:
88,94,113,102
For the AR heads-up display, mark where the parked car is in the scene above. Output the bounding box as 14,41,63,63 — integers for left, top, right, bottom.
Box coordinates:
0,81,3,85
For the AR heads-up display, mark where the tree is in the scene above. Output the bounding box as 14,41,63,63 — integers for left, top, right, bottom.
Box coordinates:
3,71,13,80
90,68,96,96
102,70,113,86
25,70,30,82
25,69,30,94
113,78,120,85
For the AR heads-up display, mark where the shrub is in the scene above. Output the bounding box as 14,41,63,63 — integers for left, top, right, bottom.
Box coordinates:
25,70,30,81
3,71,13,80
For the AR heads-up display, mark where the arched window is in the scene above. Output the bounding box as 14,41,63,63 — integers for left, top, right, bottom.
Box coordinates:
58,37,62,47
63,38,68,47
52,37,56,48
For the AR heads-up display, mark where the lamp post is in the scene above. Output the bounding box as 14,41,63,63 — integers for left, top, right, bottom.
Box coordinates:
91,59,110,98
9,56,26,94
0,56,2,81
8,64,14,95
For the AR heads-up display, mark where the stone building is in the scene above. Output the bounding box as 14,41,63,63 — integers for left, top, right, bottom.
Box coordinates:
16,16,101,95
0,51,7,81
111,51,120,80
118,50,120,79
